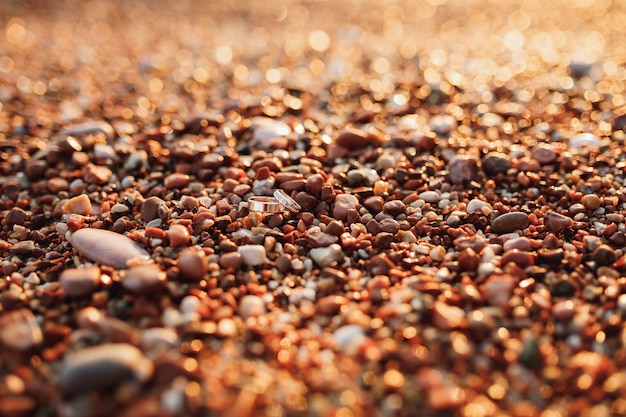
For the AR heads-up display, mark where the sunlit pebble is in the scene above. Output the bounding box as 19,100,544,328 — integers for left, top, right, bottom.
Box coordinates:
62,194,92,215
59,266,101,297
466,199,488,213
238,245,267,266
239,295,266,319
217,318,237,338
168,224,190,248
570,133,600,149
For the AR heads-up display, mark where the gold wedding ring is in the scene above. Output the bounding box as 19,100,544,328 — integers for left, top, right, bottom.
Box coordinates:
273,189,302,213
248,196,283,213
248,190,302,214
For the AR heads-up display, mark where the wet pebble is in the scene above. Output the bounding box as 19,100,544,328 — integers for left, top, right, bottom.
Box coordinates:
238,245,267,266
59,266,101,297
58,343,153,395
70,228,151,268
491,212,529,234
448,155,479,184
310,244,344,267
0,309,43,351
121,264,166,293
164,173,190,190
580,194,601,210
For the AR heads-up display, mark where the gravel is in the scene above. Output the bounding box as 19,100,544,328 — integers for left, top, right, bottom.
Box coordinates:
1,0,626,416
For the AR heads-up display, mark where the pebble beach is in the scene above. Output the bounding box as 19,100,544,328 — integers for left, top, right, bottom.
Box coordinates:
2,0,626,416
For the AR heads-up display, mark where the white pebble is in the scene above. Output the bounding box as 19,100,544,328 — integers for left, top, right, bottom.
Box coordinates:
238,245,267,266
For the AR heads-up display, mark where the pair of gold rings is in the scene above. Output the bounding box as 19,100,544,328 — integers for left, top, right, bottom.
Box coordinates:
248,189,302,214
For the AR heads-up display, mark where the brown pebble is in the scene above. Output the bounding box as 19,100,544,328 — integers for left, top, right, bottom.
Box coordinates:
580,194,601,210
480,274,517,310
178,248,208,280
481,152,510,175
448,155,479,184
324,220,345,236
500,249,535,268
332,194,360,221
141,196,169,222
305,174,324,197
219,251,243,270
317,295,348,315
382,199,406,216
363,196,384,213
47,177,69,193
0,309,43,351
432,301,467,330
335,127,369,150
168,224,190,248
83,164,113,184
544,211,573,233
458,248,480,272
491,212,529,234
164,172,190,189
530,144,557,164
62,194,92,215
6,207,28,227
59,266,101,297
537,248,564,264
591,244,616,266
10,241,37,257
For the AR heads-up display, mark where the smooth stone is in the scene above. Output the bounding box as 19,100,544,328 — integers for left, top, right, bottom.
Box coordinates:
167,224,190,248
530,145,557,164
419,191,439,203
382,199,406,216
500,249,535,268
239,295,266,319
178,248,208,281
332,194,360,221
335,127,369,150
58,343,153,395
121,264,166,293
502,237,531,252
61,194,92,215
466,199,489,213
59,266,101,297
6,207,28,227
481,152,510,175
238,245,267,266
580,194,601,210
310,244,344,267
164,172,190,190
448,155,479,184
480,274,516,310
70,228,150,268
141,196,169,222
0,309,43,351
544,211,573,233
219,251,243,270
491,212,529,234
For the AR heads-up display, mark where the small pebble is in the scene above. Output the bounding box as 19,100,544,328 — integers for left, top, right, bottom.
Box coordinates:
332,194,360,221
466,199,488,213
178,248,208,281
141,196,169,222
58,343,153,395
310,244,344,267
544,211,573,233
219,252,243,270
59,266,101,297
70,228,151,268
164,173,190,190
61,194,92,216
250,117,291,149
419,191,439,203
448,155,479,184
481,152,510,175
168,224,190,248
239,295,266,319
121,264,166,293
491,212,529,234
580,194,601,210
238,245,267,266
0,309,43,351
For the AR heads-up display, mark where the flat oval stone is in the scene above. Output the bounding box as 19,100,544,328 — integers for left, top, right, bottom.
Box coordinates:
58,343,153,396
491,212,529,234
70,228,150,268
59,265,101,297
